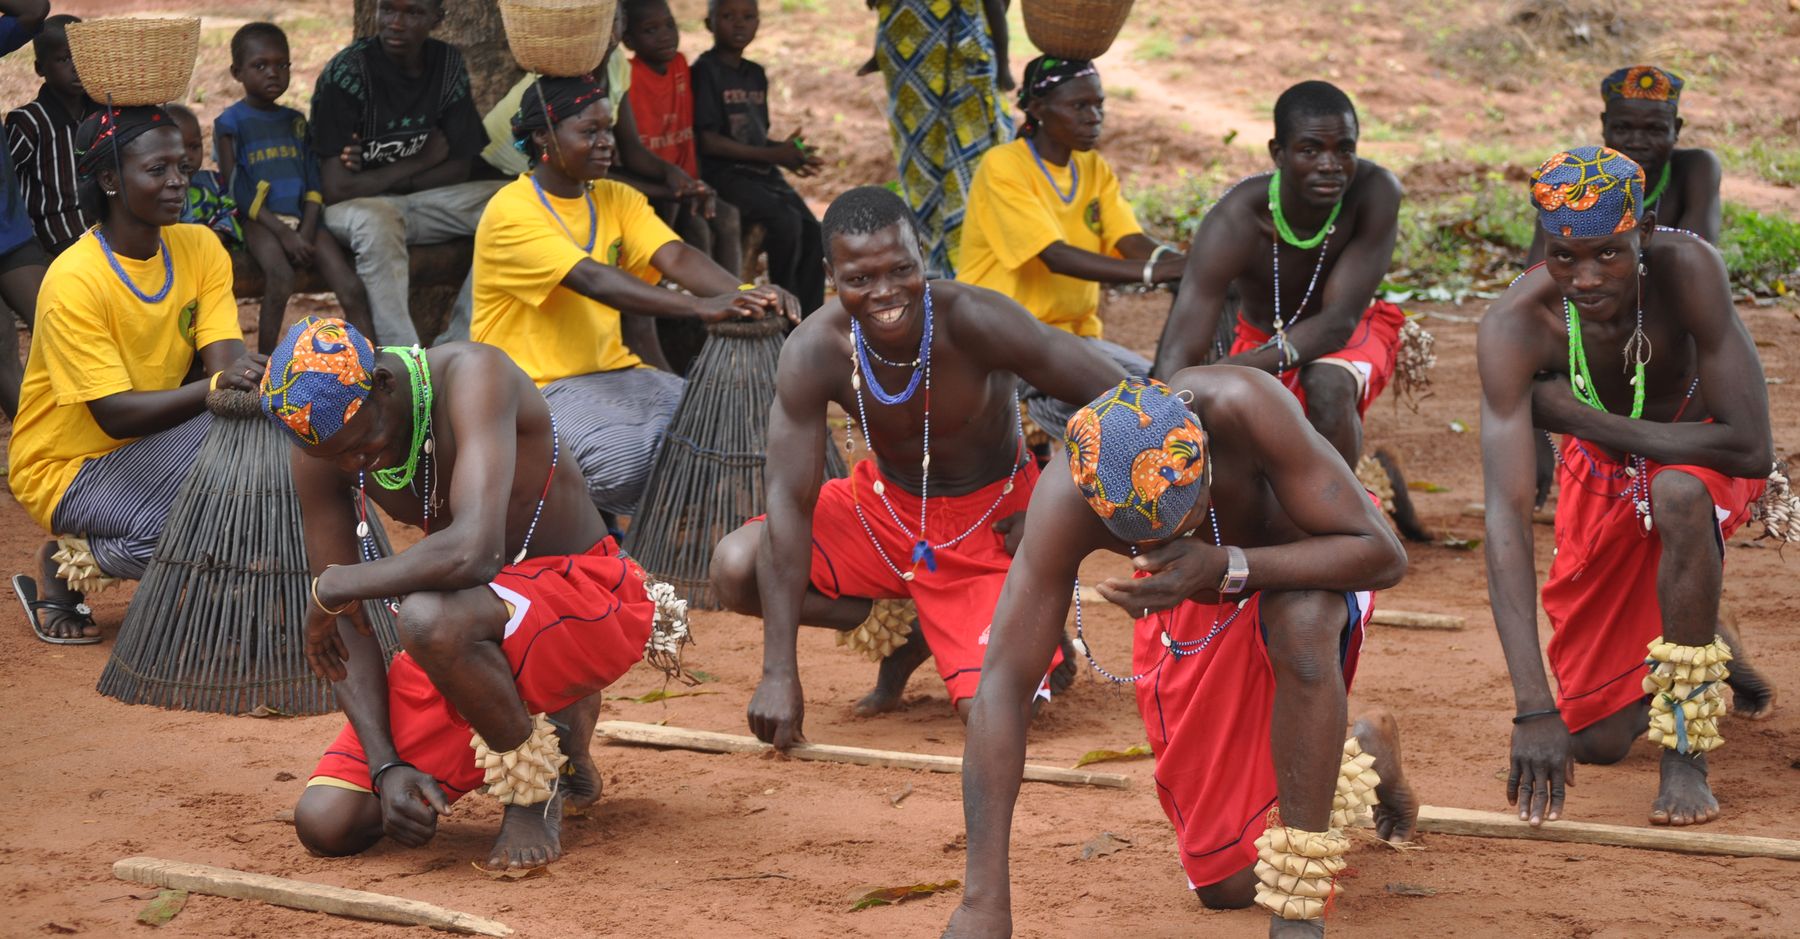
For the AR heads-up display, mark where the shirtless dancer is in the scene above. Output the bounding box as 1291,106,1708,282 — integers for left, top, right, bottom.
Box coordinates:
267,317,659,869
710,186,1126,746
1480,146,1773,829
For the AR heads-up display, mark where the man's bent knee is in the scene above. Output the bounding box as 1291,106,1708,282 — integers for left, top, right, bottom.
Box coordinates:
294,786,382,857
1300,364,1359,419
396,590,503,663
709,524,763,614
1261,590,1348,686
1650,470,1715,530
325,198,405,251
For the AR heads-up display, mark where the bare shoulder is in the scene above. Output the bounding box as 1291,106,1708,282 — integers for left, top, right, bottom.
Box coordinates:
1480,267,1556,338
935,279,1032,330
1672,147,1722,178
1214,172,1269,219
1172,364,1305,434
1353,158,1402,199
1649,224,1724,271
776,301,852,399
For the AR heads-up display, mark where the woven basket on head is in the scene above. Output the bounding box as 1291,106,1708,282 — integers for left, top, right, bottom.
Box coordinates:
97,390,401,715
65,17,200,107
500,0,616,78
627,317,847,609
1021,0,1134,60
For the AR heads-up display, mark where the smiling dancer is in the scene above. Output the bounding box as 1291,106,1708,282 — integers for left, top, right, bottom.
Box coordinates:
710,185,1126,744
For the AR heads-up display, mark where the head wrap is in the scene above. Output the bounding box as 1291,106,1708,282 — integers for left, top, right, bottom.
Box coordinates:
1065,378,1209,544
75,106,175,179
1601,65,1684,106
260,317,377,447
511,73,609,150
1016,55,1098,135
1529,146,1644,238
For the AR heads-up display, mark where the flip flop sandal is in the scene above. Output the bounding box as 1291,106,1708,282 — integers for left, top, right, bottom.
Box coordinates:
12,573,102,645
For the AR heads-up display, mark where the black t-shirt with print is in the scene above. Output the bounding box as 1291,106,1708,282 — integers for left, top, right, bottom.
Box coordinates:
691,51,773,178
309,37,485,170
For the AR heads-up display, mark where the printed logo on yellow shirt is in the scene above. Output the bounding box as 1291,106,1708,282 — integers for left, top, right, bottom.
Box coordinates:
179,299,199,347
1084,199,1102,234
607,238,623,266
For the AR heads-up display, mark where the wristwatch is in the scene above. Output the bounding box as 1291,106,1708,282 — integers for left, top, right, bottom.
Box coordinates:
1218,545,1249,595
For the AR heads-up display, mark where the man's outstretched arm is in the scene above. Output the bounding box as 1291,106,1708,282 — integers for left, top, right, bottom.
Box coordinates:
953,283,1127,407
1477,299,1571,826
746,330,833,749
948,453,1100,939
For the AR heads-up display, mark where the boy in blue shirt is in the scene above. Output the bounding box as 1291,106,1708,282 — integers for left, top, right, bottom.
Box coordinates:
215,22,373,353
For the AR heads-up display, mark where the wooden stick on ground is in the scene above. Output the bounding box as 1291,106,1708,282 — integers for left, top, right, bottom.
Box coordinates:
1462,502,1557,525
1077,587,1463,631
596,721,1130,789
1370,806,1800,861
112,857,513,936
1369,610,1466,631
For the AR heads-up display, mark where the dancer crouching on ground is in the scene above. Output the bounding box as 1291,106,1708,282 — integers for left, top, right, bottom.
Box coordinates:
947,376,1417,939
268,316,662,870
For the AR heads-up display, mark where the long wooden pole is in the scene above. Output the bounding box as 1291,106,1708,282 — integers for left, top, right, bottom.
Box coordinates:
1376,806,1800,861
596,721,1130,789
1074,587,1463,630
112,857,513,936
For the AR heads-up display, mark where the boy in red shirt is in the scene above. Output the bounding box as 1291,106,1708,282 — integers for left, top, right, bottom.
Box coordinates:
624,0,740,275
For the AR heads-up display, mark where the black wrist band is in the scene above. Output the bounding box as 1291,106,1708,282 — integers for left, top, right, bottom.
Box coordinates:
369,759,414,795
1512,708,1562,725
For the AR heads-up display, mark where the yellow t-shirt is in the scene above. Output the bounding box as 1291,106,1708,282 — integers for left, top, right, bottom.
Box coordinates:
7,224,242,529
471,175,681,386
956,138,1144,338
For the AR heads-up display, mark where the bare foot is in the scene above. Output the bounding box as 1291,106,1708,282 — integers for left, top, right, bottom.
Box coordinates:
852,627,930,717
1352,707,1419,842
1715,616,1777,720
485,794,564,870
1649,750,1719,827
1269,917,1326,938
1049,631,1078,695
31,541,99,640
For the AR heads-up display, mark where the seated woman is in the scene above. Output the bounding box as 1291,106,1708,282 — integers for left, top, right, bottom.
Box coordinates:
471,74,796,519
7,105,263,643
957,56,1185,443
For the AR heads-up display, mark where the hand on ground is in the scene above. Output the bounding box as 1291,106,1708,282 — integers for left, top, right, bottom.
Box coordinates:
1507,713,1574,827
377,764,448,848
747,673,805,750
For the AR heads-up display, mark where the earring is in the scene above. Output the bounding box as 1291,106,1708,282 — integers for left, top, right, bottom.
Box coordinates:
103,189,118,196
539,151,549,164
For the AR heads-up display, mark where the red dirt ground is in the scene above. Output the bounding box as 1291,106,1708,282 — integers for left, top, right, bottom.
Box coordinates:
3,2,1799,938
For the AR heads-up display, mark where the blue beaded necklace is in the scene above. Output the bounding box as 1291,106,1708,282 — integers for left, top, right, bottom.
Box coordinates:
1027,138,1079,205
531,174,598,253
95,229,173,304
849,285,933,406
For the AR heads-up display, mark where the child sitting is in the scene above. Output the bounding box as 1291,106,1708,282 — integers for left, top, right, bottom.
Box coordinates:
213,22,373,354
692,0,824,312
167,104,242,248
5,14,98,255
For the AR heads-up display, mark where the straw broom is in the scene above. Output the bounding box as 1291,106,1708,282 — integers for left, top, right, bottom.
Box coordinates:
627,318,847,609
96,390,401,715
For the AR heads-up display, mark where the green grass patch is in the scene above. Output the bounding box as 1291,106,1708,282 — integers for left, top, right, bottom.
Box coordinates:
1129,170,1225,245
1382,173,1537,301
1718,203,1800,297
1717,138,1800,188
1134,33,1176,63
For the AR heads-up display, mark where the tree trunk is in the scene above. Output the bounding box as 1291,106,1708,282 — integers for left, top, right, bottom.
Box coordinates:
352,0,521,112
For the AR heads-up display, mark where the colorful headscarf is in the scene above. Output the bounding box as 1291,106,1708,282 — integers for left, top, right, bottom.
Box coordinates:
1601,65,1684,106
75,106,175,179
1065,378,1209,544
1017,55,1098,135
260,317,377,447
1529,146,1644,238
511,73,609,148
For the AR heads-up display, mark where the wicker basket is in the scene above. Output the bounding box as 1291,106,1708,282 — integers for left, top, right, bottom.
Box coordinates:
65,17,200,107
500,0,615,78
1022,0,1134,60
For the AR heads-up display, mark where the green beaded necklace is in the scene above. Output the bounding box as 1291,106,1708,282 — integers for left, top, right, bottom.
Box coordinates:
371,345,434,491
1564,300,1646,420
1643,161,1671,209
1268,170,1343,250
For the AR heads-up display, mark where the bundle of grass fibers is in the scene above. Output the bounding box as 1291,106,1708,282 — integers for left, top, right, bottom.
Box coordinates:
97,390,400,714
628,318,846,608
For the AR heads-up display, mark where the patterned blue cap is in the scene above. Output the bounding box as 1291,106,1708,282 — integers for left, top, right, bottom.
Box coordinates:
1065,378,1209,543
1530,146,1644,238
260,317,376,447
